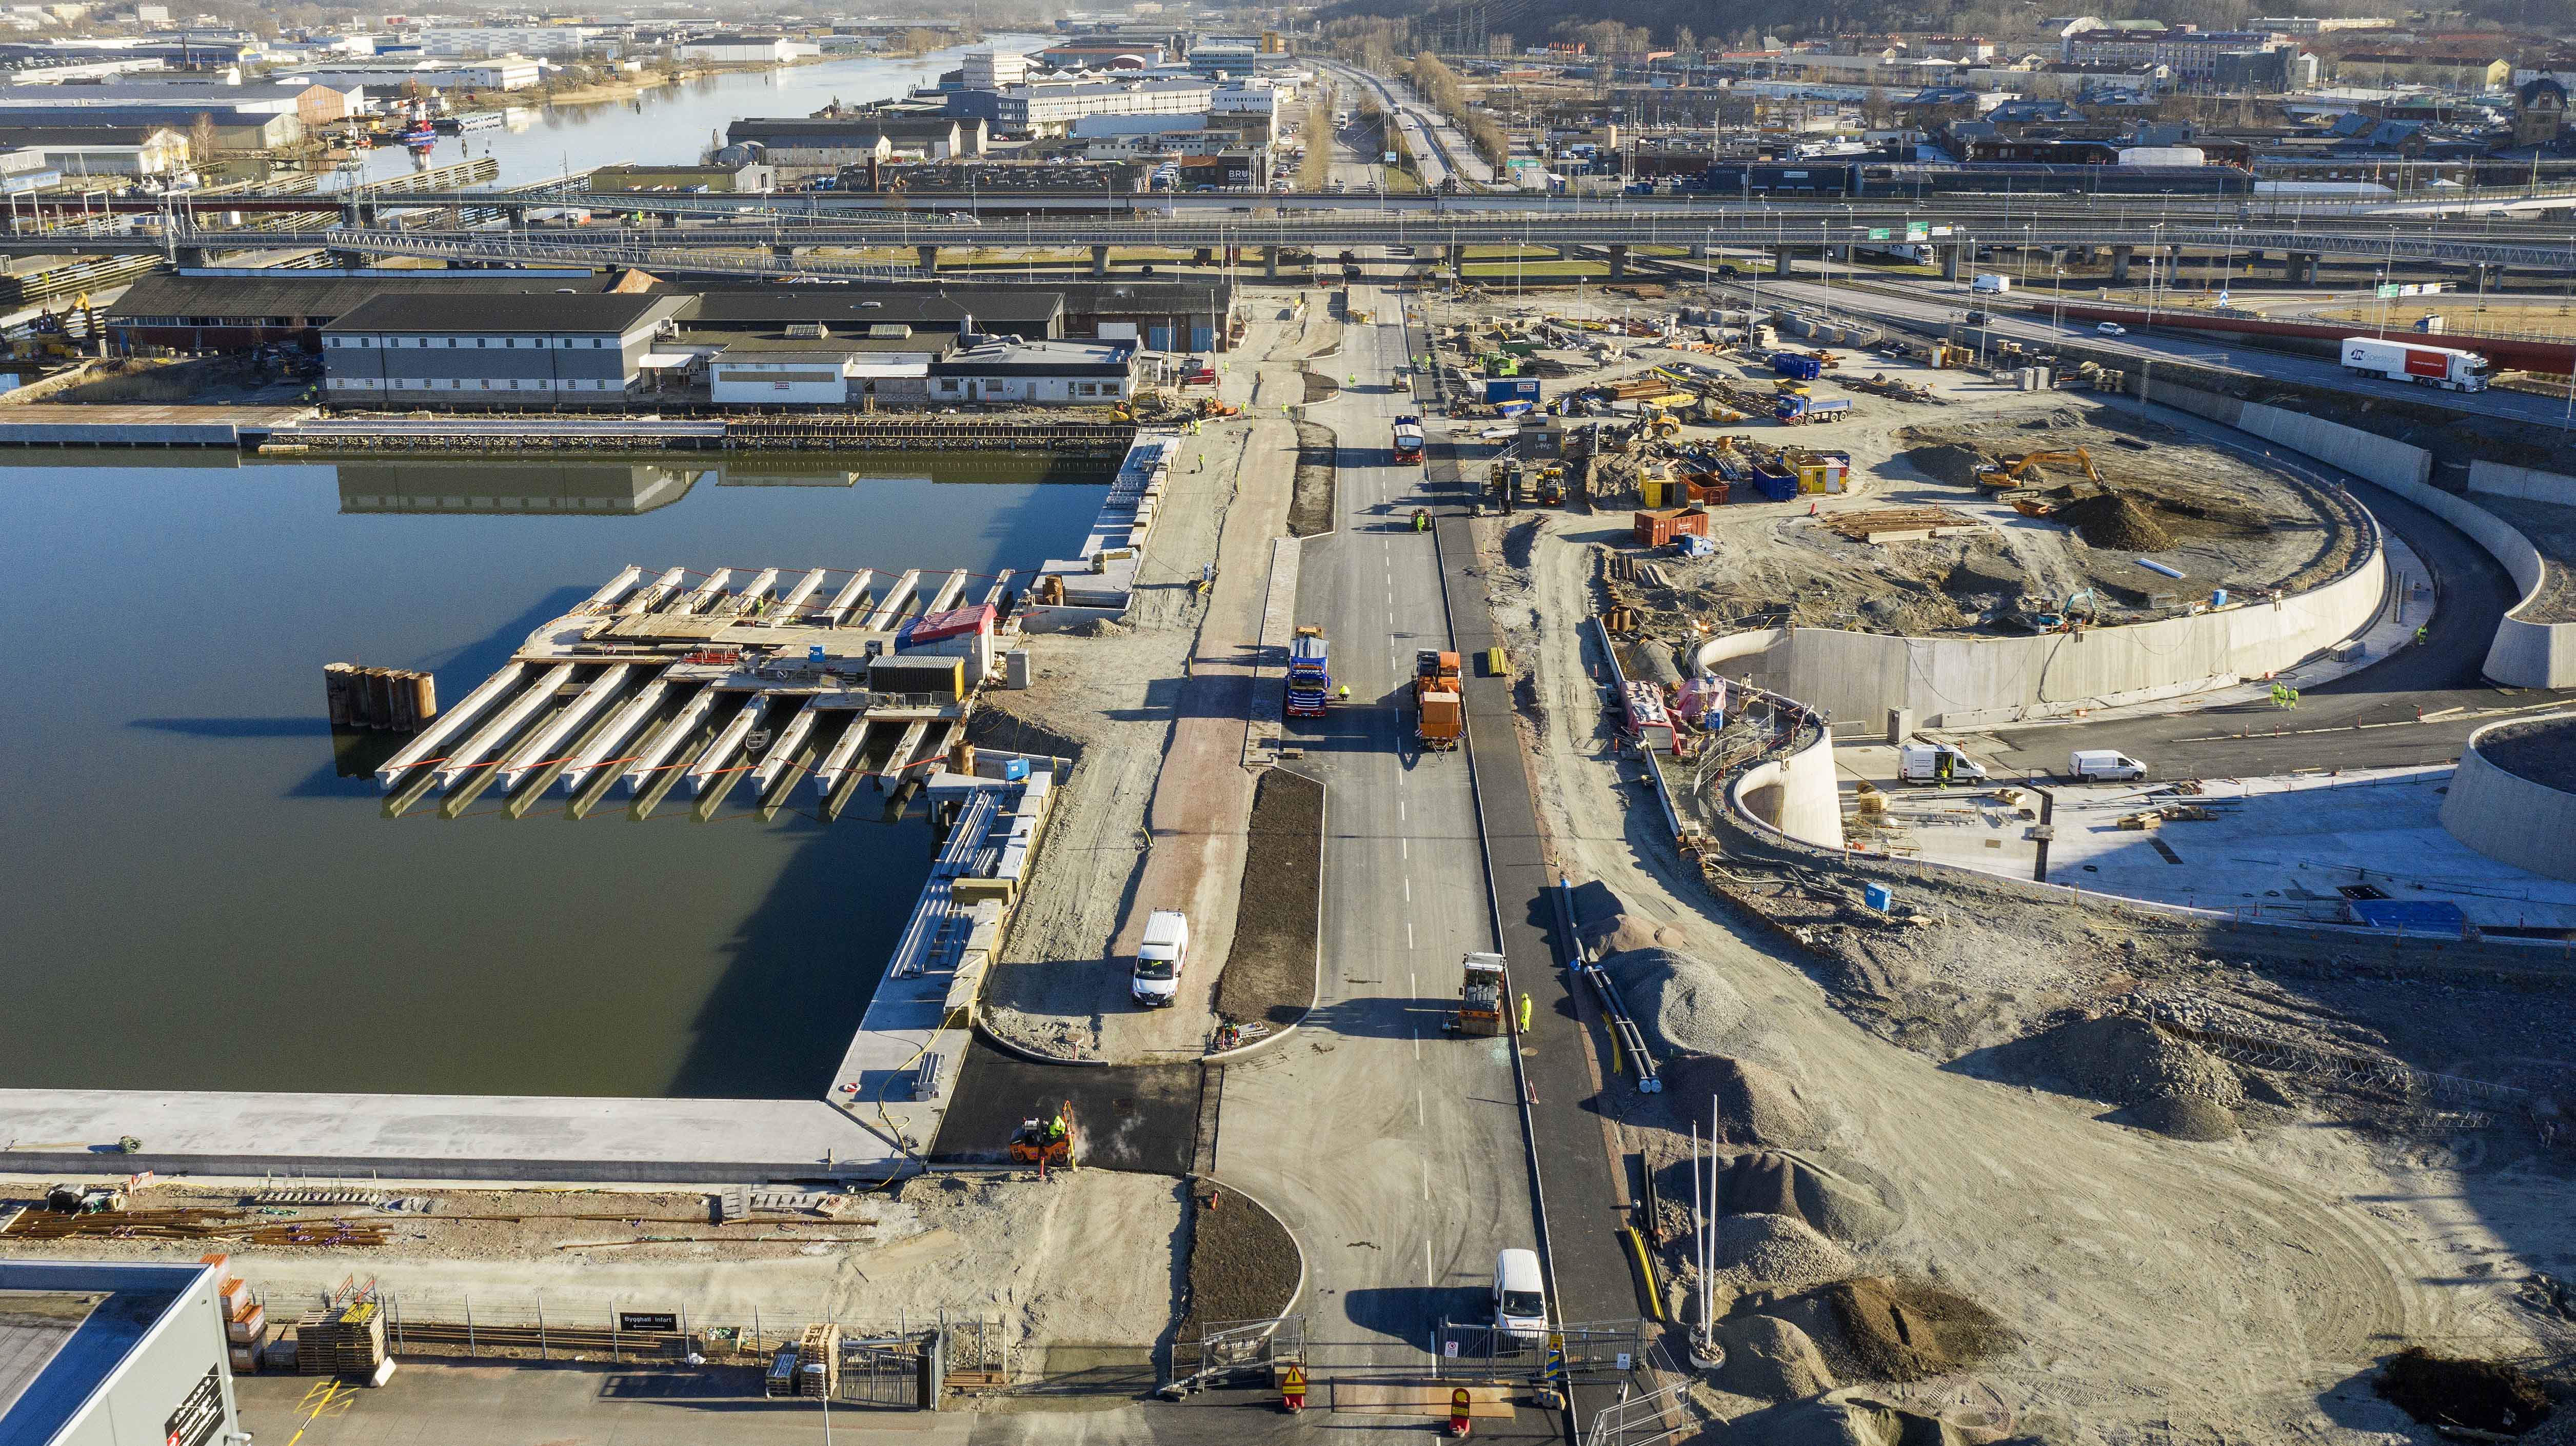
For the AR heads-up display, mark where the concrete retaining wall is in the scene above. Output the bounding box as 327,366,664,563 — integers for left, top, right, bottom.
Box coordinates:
1745,539,2384,729
2148,380,2575,688
2439,716,2576,883
1729,721,1845,850
2469,460,2576,505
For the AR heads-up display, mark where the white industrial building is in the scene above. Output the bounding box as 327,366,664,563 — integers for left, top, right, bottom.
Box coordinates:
408,25,613,58
296,57,541,91
928,338,1138,405
681,35,820,64
0,1260,243,1446
960,48,1027,90
987,78,1212,134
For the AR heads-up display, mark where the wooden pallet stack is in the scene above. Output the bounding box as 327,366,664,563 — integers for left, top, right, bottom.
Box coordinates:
796,1324,841,1398
295,1300,387,1376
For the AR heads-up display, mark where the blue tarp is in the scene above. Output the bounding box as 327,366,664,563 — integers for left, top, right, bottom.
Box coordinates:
2346,898,2468,934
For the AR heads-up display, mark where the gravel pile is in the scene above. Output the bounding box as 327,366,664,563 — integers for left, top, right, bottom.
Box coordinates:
2130,1094,2240,1141
1604,948,1750,1057
2054,491,2175,551
1711,1213,1859,1292
1713,1314,1838,1401
1904,443,1986,487
1627,639,1683,686
2044,1015,2243,1109
1827,1277,2009,1383
1668,1054,1822,1149
1711,1151,1902,1244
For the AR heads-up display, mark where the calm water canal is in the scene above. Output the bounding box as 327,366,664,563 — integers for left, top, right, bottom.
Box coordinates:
0,451,1104,1098
348,36,1050,189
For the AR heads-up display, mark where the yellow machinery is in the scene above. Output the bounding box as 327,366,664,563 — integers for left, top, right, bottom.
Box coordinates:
1975,448,2104,489
1642,408,1680,439
1447,953,1509,1036
1008,1100,1080,1171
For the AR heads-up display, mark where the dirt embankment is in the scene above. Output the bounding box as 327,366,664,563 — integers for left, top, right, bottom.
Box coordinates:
1213,768,1323,1029
1290,419,1338,537
1177,1179,1300,1338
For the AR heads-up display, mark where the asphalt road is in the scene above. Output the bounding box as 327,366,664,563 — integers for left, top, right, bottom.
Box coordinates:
1750,269,2576,432
1216,287,1543,1377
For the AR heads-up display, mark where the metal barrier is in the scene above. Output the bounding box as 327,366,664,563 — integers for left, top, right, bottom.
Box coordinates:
1583,1380,1696,1446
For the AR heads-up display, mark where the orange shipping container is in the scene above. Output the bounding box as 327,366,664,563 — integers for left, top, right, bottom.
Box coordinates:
1631,507,1711,548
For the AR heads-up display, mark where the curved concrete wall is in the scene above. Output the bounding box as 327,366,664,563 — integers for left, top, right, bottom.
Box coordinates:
2439,717,2576,883
1725,706,1845,851
2149,379,2575,689
1725,540,2385,729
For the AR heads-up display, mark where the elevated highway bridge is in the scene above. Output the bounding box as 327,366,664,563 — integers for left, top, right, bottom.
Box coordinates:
34,213,2576,277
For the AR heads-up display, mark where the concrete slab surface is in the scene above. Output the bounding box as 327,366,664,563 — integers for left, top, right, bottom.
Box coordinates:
0,1090,892,1184
1846,755,2576,931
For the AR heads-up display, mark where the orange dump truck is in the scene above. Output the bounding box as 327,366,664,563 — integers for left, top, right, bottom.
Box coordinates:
1414,649,1462,750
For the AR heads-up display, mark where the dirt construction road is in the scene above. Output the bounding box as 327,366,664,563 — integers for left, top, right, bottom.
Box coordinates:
1502,513,2538,1441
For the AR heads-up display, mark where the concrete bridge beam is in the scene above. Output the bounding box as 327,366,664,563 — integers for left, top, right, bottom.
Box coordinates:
1943,245,1963,283
2110,244,2134,284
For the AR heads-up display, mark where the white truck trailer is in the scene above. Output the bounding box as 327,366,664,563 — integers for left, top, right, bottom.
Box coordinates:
2340,335,2490,392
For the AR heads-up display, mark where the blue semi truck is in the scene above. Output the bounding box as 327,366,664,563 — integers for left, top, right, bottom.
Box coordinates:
1286,626,1331,717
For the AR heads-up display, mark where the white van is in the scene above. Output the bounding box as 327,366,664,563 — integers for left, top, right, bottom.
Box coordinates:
1897,743,1986,786
1131,910,1190,1007
2069,749,2148,781
1494,1249,1548,1343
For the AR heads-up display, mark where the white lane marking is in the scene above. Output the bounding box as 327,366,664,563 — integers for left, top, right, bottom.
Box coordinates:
1400,800,1408,822
1424,1238,1433,1287
1406,920,1415,949
1403,876,1412,902
1420,1159,1430,1201
1400,836,1409,858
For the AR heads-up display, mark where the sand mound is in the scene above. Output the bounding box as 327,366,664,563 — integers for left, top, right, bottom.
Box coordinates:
2377,1347,2554,1435
1819,1277,2009,1384
1604,948,1750,1056
1668,1054,1821,1148
1712,1151,1903,1244
1714,1314,1839,1401
1904,444,1985,487
2042,1015,2243,1109
2130,1092,2240,1141
1713,1213,1859,1292
2054,491,2174,551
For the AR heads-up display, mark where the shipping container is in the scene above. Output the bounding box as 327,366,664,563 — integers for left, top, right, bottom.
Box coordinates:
1482,377,1541,403
1632,507,1710,547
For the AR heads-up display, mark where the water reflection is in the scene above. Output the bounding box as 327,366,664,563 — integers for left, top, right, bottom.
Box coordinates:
336,460,707,515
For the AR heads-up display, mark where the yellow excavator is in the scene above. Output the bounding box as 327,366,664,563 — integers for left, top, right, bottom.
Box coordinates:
1974,448,2103,490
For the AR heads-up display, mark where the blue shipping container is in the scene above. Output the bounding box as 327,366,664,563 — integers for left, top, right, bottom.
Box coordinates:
1771,352,1822,380
1483,378,1541,403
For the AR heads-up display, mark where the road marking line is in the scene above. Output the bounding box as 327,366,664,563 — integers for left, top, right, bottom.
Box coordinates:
1421,1159,1430,1201
1425,1237,1434,1286
1400,800,1408,822
1418,1090,1426,1129
1401,836,1409,858
1403,876,1412,901
1406,920,1415,948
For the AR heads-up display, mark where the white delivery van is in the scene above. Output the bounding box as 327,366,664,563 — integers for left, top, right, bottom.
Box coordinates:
1131,910,1190,1007
1897,743,1987,785
2069,749,2147,781
1494,1249,1548,1343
